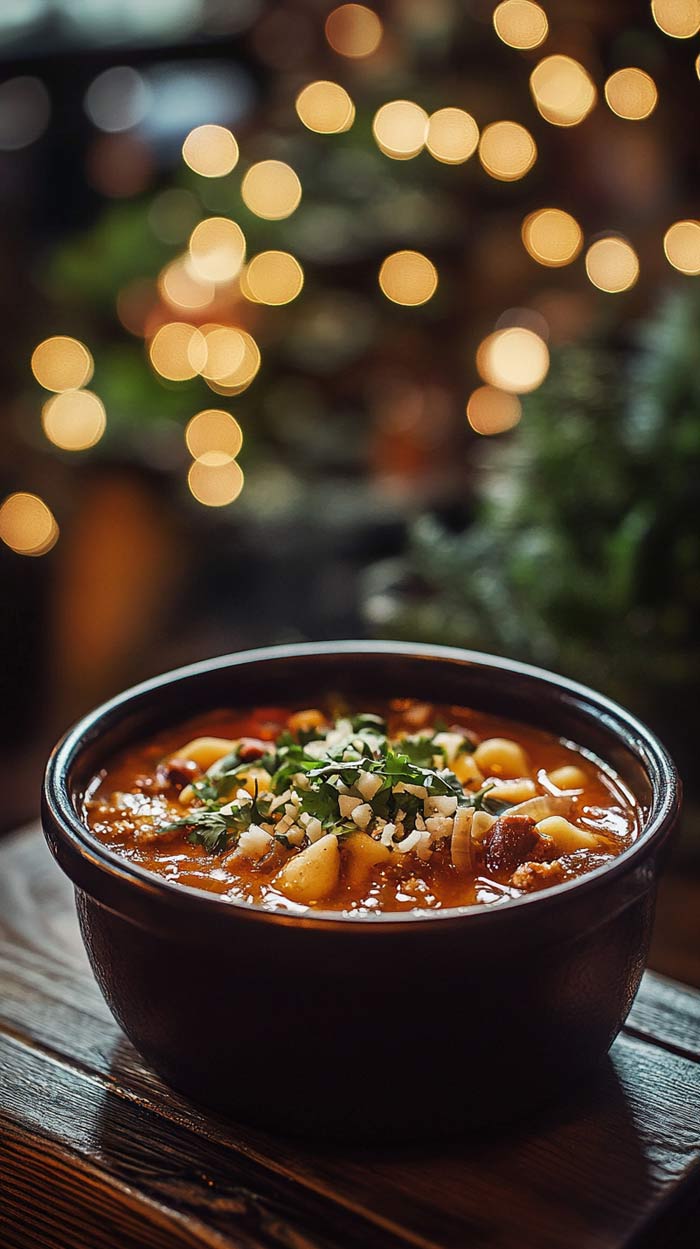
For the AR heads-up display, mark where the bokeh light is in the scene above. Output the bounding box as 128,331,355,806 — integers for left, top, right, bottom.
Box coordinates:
467,386,522,435
426,108,479,164
530,55,597,126
148,322,207,380
202,328,261,392
479,121,537,180
185,409,243,463
379,251,438,306
585,237,639,292
241,160,302,220
182,124,239,177
199,327,246,381
188,459,244,507
0,493,58,557
651,0,700,37
477,327,549,393
325,4,383,57
160,254,215,311
373,100,428,160
188,217,246,282
296,81,355,134
244,251,305,304
0,77,50,151
604,68,658,119
522,208,583,267
42,390,106,451
84,67,150,133
664,220,700,274
31,336,94,392
492,1,548,49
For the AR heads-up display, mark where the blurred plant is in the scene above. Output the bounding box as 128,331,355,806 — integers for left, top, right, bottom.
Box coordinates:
365,286,700,747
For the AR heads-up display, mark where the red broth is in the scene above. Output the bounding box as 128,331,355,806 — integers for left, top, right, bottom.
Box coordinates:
84,700,640,914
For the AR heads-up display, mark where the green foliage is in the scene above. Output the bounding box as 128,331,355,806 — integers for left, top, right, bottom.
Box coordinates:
374,288,700,718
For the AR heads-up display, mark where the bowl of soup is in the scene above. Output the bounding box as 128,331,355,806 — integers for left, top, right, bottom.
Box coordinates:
42,642,680,1137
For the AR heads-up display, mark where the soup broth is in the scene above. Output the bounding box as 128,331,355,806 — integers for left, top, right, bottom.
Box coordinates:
85,700,640,914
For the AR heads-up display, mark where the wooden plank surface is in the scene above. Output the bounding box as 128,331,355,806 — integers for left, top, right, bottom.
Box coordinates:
1,825,700,1249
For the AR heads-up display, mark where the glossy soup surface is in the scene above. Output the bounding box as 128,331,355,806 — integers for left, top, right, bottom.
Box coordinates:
85,700,640,914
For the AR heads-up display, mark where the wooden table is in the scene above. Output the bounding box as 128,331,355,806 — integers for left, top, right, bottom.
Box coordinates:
2,826,700,1249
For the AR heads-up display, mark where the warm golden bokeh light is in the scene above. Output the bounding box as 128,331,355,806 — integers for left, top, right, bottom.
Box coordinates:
604,68,658,119
188,218,246,283
296,81,355,133
241,160,302,220
477,327,549,393
325,4,382,57
42,389,106,451
199,327,246,381
0,492,59,556
664,220,700,274
478,121,537,180
160,254,216,311
492,0,548,49
188,458,244,507
204,329,261,393
182,125,239,177
31,336,94,392
148,322,207,380
467,386,522,435
372,100,428,160
522,208,583,267
651,0,700,37
244,251,304,305
530,55,597,126
585,237,640,292
185,409,243,464
378,251,438,306
426,108,479,164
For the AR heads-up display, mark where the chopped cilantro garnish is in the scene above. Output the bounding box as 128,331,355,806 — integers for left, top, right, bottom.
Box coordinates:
154,709,498,855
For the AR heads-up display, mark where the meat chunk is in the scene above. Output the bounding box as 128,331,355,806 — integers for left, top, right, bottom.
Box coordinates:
484,814,539,876
237,737,268,762
511,859,566,891
157,757,202,791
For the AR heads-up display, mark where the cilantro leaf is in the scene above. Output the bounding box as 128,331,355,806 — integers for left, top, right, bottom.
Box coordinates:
400,735,440,766
157,800,254,855
298,782,339,826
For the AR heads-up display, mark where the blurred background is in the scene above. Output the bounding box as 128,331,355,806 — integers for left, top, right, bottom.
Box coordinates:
0,0,698,937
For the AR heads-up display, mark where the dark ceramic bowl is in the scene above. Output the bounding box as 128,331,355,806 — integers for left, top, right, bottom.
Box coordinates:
42,642,680,1139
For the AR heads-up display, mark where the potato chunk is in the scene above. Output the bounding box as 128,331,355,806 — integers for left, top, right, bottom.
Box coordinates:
487,777,537,804
451,753,484,786
535,815,599,853
474,738,529,779
274,833,340,904
548,765,586,792
175,737,236,771
343,832,391,889
236,766,271,796
287,709,327,735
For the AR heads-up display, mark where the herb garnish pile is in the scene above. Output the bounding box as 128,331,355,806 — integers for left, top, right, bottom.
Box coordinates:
157,712,507,857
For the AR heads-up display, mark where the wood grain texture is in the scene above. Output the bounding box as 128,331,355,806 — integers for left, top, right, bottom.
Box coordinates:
1,825,700,1249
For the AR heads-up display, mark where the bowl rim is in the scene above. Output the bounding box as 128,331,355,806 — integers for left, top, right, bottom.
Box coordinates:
43,640,681,929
